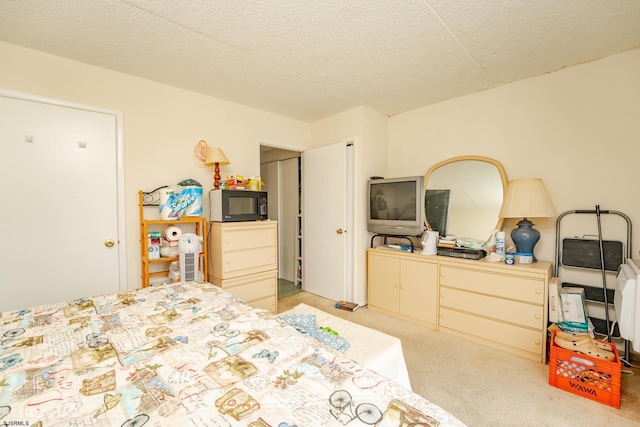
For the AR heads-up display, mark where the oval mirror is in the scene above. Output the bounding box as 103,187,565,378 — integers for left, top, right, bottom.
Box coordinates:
424,156,507,241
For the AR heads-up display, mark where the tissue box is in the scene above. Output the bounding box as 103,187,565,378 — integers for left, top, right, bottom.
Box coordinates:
148,231,162,247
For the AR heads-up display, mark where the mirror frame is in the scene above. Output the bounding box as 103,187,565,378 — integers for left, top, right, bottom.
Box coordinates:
424,155,508,239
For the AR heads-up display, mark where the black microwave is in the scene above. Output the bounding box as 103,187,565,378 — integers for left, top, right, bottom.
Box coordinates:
209,190,268,222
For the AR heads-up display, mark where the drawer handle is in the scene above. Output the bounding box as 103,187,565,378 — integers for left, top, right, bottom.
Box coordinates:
535,288,542,294
400,286,405,290
534,339,541,345
225,260,230,264
394,284,399,288
535,314,541,320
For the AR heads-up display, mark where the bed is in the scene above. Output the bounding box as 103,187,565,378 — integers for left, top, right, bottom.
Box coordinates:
280,303,412,391
0,281,465,426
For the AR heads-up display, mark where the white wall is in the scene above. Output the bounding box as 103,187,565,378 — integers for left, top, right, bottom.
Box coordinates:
0,41,311,289
389,48,640,265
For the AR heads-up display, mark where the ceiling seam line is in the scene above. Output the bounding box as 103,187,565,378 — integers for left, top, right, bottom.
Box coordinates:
422,0,493,84
119,0,373,109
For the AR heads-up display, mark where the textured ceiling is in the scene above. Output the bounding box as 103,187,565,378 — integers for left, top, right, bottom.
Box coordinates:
1,1,639,122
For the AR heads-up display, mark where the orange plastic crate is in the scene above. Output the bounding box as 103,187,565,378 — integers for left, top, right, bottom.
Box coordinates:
548,330,621,408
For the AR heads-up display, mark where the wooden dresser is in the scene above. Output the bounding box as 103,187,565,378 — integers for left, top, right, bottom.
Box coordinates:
209,221,278,313
367,248,552,362
368,251,438,328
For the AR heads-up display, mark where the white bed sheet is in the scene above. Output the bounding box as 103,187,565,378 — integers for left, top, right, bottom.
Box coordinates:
281,303,413,390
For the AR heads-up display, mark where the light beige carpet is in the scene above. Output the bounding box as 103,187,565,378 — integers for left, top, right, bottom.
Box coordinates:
278,291,640,427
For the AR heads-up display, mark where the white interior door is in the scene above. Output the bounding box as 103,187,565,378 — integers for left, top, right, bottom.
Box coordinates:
0,93,123,311
303,141,353,301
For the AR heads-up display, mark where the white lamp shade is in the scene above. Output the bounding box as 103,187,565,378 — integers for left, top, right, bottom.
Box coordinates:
499,178,556,219
204,147,230,166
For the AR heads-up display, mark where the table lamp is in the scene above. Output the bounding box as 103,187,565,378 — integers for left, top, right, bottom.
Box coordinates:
204,147,230,190
498,178,556,261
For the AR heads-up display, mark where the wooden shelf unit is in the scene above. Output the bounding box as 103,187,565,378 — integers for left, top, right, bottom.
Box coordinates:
139,190,208,287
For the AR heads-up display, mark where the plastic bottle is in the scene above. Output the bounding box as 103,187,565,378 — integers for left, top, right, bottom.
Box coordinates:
496,231,506,256
487,229,497,253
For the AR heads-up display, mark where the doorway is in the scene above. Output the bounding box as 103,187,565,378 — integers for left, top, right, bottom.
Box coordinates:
259,139,355,303
259,142,303,299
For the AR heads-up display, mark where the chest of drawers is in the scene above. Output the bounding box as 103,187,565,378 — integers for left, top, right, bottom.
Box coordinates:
210,221,278,313
367,249,552,362
438,259,551,362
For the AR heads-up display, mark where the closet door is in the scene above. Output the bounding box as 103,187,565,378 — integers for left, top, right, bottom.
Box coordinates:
0,94,122,311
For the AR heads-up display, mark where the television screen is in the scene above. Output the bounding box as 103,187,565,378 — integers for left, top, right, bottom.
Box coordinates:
368,176,424,236
425,189,450,236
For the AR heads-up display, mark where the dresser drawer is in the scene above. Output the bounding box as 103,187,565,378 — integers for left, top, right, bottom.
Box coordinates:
439,307,543,355
211,270,278,313
440,287,544,329
222,227,276,251
440,266,544,304
225,273,277,302
222,247,277,276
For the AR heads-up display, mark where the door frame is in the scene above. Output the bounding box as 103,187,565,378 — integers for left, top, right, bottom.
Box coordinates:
0,88,128,289
257,138,305,166
345,139,355,301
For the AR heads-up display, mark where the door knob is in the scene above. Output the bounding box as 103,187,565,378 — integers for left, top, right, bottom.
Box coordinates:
104,239,115,247
336,229,346,234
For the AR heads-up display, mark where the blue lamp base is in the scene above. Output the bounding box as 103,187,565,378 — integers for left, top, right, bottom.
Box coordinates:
510,218,540,262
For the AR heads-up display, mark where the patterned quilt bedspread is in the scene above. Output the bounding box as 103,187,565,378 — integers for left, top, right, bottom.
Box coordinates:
0,281,465,426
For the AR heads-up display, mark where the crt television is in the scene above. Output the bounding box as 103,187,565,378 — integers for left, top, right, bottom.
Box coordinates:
367,176,424,236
